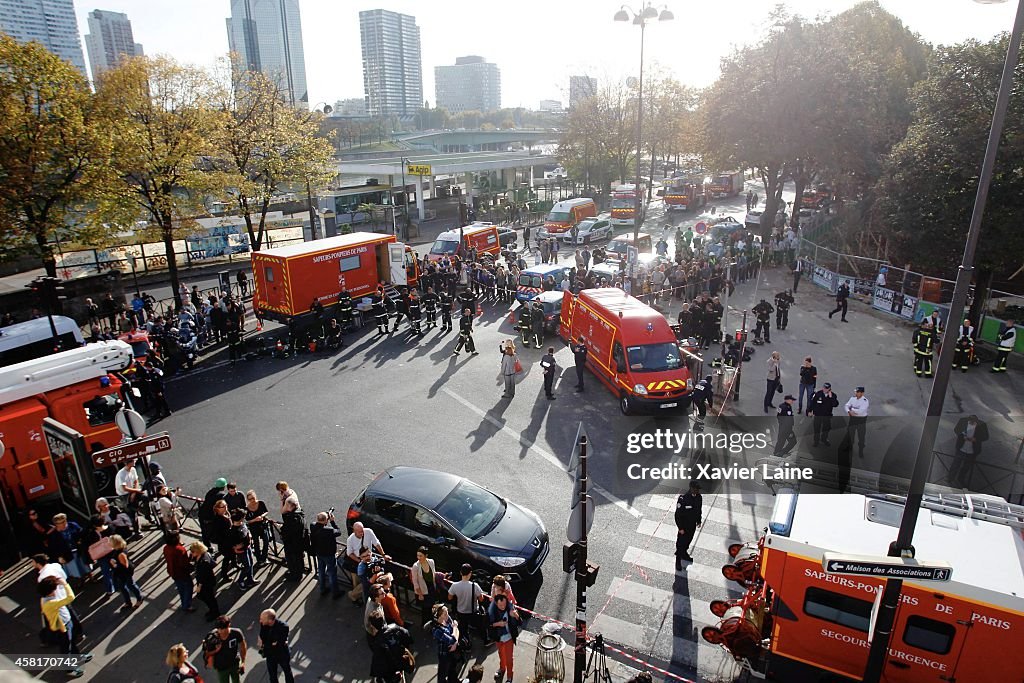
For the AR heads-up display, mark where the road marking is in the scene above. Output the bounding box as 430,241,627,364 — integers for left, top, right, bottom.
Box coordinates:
442,387,642,518
166,359,231,381
622,545,743,596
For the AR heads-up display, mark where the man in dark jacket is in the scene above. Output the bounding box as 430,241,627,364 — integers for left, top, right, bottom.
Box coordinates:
531,300,545,348
310,511,342,598
517,303,532,348
774,395,797,456
259,608,295,683
199,478,228,547
810,383,840,447
571,339,588,392
674,482,703,568
949,415,989,488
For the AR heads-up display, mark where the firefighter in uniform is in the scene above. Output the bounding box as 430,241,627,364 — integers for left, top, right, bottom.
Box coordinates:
518,302,533,348
372,294,389,336
422,287,438,329
752,298,774,344
531,300,545,349
953,318,975,373
690,375,714,432
912,321,935,377
336,290,354,330
438,289,453,332
992,318,1016,373
709,297,724,344
774,290,794,330
458,288,477,321
392,288,408,333
452,308,477,356
689,300,706,348
407,290,423,335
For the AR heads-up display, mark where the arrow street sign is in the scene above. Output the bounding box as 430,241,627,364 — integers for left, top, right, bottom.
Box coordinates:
92,432,172,469
822,552,952,582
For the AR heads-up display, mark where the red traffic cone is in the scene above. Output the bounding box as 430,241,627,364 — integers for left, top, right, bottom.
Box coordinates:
256,319,263,332
476,303,483,317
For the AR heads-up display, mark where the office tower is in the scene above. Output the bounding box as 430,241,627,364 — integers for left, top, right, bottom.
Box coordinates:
434,56,501,114
0,0,87,75
226,0,308,107
539,100,563,112
84,9,143,79
569,76,597,107
359,9,422,117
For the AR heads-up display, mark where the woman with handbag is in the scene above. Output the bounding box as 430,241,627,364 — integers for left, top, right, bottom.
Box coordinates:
80,516,115,593
108,534,143,611
499,340,520,399
765,351,782,413
431,604,460,683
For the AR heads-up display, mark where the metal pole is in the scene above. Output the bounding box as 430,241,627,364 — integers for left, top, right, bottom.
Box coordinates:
306,179,318,241
733,310,747,401
401,158,410,240
129,255,140,297
573,435,589,683
863,2,1024,680
633,16,647,243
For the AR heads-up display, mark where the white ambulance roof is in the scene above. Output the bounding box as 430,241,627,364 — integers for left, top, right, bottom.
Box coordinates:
551,198,595,211
253,232,387,259
779,493,1024,602
436,224,495,242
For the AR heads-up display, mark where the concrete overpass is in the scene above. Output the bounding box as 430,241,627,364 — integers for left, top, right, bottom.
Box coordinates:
336,150,557,220
397,128,560,153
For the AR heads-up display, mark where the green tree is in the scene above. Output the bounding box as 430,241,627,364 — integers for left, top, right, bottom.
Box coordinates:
212,66,335,251
93,56,223,310
875,33,1024,322
0,35,109,275
559,79,635,200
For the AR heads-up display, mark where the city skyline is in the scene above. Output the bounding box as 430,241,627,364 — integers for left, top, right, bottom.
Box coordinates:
84,9,143,81
53,0,1024,111
1,0,86,75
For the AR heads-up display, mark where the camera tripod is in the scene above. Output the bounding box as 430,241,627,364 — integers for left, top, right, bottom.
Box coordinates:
585,633,612,683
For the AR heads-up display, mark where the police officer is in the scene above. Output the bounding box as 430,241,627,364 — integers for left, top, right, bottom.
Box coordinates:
512,301,529,347
844,386,869,456
912,321,935,378
774,290,794,330
810,382,839,446
452,308,477,357
438,289,453,332
422,287,438,329
774,394,797,456
674,482,702,568
992,318,1016,373
829,281,850,322
571,338,588,392
407,290,423,335
690,375,714,432
531,300,545,349
752,298,774,344
541,347,557,400
336,290,354,330
952,318,974,373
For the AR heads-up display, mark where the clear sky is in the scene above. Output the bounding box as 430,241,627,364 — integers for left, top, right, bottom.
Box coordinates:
74,0,1019,109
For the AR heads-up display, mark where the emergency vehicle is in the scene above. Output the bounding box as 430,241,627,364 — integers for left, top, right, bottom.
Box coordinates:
0,340,134,507
0,316,84,368
707,171,744,198
515,264,572,302
610,184,644,227
801,185,833,209
252,232,419,324
539,198,597,240
702,489,1024,682
664,177,708,211
558,288,693,414
605,233,653,264
427,223,501,262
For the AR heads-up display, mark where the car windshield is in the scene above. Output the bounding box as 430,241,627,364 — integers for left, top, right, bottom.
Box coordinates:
547,211,571,222
626,342,683,372
430,239,459,255
610,198,633,209
519,274,542,287
607,241,629,254
542,301,560,315
578,221,595,231
435,481,505,539
130,341,151,357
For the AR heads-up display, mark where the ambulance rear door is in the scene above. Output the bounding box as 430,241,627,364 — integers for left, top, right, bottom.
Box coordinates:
388,243,408,286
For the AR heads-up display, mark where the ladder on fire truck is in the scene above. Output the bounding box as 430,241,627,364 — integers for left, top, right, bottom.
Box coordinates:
870,492,1024,529
0,340,134,406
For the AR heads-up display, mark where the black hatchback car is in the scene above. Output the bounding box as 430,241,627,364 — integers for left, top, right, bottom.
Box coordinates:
347,467,549,584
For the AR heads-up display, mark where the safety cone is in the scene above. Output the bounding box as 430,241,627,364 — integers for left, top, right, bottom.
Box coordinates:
256,319,263,332
476,303,483,317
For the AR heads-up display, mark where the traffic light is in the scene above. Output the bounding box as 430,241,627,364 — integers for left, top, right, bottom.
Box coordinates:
25,277,66,314
563,541,578,574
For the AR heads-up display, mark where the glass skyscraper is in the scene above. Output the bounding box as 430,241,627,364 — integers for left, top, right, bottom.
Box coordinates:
84,10,143,81
226,0,308,108
359,9,423,117
0,0,87,76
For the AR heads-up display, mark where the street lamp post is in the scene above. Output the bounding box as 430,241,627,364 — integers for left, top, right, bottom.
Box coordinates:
862,1,1024,680
306,104,333,242
615,3,673,243
400,157,411,240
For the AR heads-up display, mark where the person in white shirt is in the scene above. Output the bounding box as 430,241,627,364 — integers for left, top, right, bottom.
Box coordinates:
345,522,388,603
844,387,870,456
114,459,143,536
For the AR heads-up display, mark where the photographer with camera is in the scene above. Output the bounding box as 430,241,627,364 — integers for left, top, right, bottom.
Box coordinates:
310,508,342,599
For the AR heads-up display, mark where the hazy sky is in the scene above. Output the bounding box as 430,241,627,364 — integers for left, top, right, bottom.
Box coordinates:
74,0,1019,109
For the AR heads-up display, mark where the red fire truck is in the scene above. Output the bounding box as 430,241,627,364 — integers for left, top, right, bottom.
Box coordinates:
610,184,644,227
664,178,708,212
0,340,135,507
702,490,1024,682
707,171,744,198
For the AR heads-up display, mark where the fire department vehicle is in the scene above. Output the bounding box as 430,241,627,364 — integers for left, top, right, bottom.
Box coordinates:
610,184,644,227
702,489,1024,682
538,198,597,240
252,232,419,324
558,288,693,414
0,340,135,507
801,185,833,209
707,171,744,198
428,222,501,262
664,177,708,212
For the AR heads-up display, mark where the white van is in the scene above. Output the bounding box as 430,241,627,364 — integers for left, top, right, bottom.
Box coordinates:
0,315,85,368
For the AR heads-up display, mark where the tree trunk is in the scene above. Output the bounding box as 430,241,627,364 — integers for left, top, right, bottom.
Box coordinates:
35,231,57,278
243,209,257,254
647,142,657,202
162,212,182,311
759,165,783,243
792,165,808,230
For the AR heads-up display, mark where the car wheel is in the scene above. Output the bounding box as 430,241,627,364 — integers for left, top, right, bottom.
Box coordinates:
620,394,633,415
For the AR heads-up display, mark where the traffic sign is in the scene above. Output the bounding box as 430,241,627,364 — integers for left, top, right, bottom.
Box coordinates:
695,221,707,235
406,163,432,176
566,496,595,543
114,408,147,439
822,553,952,582
92,432,172,468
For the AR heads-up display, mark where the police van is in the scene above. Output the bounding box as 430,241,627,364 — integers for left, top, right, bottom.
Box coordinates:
515,264,572,302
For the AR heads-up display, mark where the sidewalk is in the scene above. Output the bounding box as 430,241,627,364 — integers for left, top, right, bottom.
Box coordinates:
0,527,644,683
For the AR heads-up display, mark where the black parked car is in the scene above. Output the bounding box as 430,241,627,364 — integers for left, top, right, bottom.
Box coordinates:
347,467,549,584
497,226,518,250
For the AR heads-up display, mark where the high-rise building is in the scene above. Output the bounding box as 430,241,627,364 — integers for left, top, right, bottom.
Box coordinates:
539,100,563,112
226,0,308,108
84,10,143,80
359,9,422,117
434,56,500,114
332,98,367,117
569,75,597,107
0,0,87,75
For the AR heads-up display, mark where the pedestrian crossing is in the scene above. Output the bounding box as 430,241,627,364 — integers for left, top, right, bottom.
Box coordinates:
589,492,775,681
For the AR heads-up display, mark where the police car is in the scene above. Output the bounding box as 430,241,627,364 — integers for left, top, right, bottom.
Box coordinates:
562,215,613,244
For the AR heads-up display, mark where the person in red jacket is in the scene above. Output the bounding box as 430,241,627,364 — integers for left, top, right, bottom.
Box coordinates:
163,532,194,612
